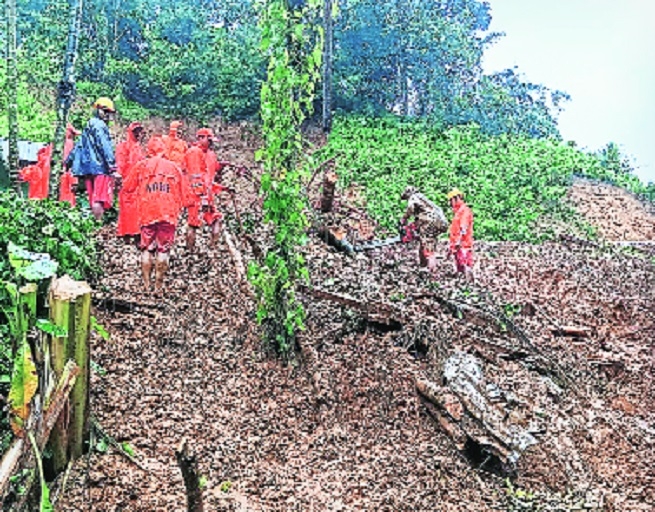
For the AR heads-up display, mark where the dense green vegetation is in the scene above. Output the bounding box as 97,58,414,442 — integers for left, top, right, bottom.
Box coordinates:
0,192,99,450
1,0,568,141
317,116,648,241
249,0,322,356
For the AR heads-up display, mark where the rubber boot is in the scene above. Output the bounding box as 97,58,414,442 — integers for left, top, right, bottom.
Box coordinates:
154,252,170,294
140,250,154,291
186,227,197,252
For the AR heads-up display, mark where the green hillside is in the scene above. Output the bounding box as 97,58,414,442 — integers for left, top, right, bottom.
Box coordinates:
317,116,648,241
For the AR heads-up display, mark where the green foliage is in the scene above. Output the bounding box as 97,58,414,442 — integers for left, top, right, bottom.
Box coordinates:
0,192,99,450
0,191,100,281
91,315,111,341
317,116,647,241
249,0,322,356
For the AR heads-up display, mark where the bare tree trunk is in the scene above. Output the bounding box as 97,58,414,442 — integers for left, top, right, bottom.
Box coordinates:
6,0,19,189
321,0,334,133
50,0,84,198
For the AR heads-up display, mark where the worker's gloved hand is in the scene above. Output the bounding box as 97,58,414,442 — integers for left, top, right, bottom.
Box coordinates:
398,222,406,237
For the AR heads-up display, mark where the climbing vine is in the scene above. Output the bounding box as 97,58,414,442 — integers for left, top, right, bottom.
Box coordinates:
249,0,322,356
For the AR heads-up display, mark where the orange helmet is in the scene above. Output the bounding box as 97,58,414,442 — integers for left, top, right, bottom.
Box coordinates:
170,120,183,131
196,128,215,138
147,137,166,157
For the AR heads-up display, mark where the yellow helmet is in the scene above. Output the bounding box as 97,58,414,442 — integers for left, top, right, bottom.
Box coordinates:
447,188,464,200
93,97,116,113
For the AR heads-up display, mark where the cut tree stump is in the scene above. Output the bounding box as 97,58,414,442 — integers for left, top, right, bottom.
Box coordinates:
48,275,92,462
176,438,204,512
320,170,338,212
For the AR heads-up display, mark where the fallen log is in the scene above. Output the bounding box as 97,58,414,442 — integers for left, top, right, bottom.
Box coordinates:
416,352,537,469
224,229,247,284
298,285,406,326
0,360,79,499
551,325,591,338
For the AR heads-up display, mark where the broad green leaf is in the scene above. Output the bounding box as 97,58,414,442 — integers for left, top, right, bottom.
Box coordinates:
8,242,58,281
36,319,68,337
9,339,38,437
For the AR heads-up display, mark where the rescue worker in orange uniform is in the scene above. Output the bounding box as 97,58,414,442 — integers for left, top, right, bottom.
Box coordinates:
182,128,234,251
122,137,192,293
59,124,81,206
18,144,52,200
448,188,474,281
400,186,448,275
115,122,146,239
161,120,188,166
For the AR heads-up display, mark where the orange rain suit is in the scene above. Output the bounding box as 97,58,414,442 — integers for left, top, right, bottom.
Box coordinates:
122,138,191,229
182,145,227,227
115,122,146,236
449,201,473,251
449,201,474,270
60,124,81,205
161,121,188,166
19,145,52,200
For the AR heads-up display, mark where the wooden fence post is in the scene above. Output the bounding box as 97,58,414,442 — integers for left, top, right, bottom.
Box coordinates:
48,276,92,466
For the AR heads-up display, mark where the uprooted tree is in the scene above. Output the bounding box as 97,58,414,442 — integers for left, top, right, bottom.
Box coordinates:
248,0,323,357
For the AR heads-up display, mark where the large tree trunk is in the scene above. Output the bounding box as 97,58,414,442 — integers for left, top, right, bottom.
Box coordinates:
49,0,84,198
6,0,19,189
321,0,334,132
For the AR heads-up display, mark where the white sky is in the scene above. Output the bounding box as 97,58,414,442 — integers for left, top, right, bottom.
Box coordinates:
482,0,655,184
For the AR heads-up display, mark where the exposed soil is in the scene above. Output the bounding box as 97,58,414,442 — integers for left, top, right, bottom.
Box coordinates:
568,179,655,241
52,127,654,511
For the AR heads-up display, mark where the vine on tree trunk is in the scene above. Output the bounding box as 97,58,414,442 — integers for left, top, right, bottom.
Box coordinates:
249,0,323,357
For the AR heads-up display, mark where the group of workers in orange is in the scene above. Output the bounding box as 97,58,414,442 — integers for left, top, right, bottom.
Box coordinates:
19,96,474,292
19,97,246,293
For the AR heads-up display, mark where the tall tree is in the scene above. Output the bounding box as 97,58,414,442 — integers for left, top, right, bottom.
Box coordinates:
321,0,334,132
5,0,19,189
250,0,322,356
50,0,85,198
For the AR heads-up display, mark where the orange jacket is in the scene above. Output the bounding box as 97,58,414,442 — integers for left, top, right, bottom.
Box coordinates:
182,146,213,199
63,123,80,161
60,124,80,205
115,122,145,178
19,164,46,199
204,147,226,183
19,145,52,199
123,138,191,227
449,202,473,251
59,171,77,206
162,130,188,166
